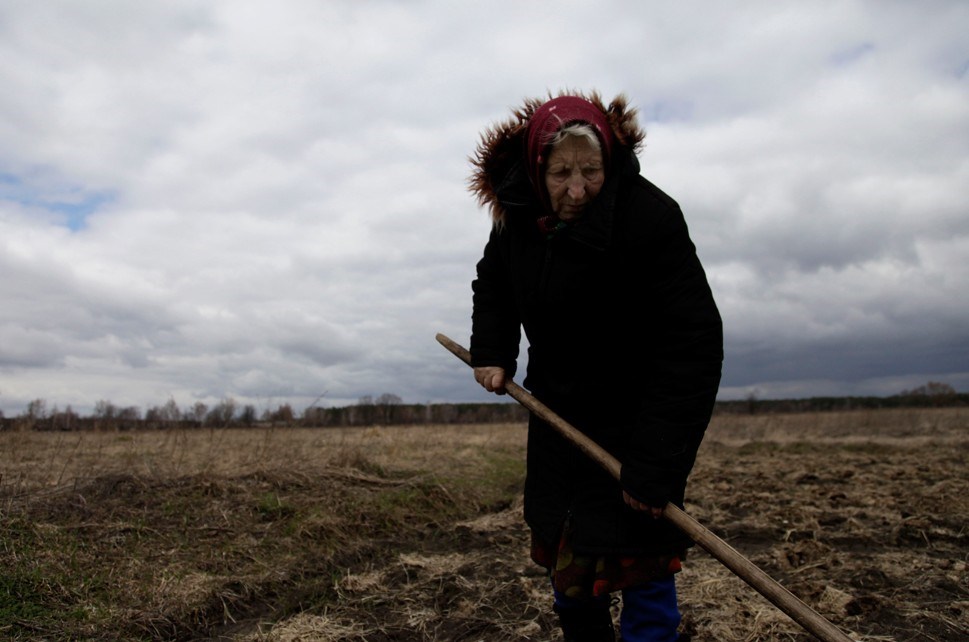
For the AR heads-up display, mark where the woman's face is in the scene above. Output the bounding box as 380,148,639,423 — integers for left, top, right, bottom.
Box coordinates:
544,136,605,220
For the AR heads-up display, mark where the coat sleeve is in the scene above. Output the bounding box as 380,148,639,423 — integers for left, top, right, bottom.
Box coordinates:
618,185,724,508
470,227,522,378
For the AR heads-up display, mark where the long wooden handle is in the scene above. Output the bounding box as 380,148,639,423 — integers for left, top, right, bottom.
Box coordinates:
436,333,854,642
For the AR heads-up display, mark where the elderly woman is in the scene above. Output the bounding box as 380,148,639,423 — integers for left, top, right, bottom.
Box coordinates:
467,92,723,641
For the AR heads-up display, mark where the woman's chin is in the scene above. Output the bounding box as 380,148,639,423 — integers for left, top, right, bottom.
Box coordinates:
558,207,584,221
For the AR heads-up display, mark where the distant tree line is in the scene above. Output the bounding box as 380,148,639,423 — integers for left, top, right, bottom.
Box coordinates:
1,382,965,432
719,381,967,414
0,393,529,432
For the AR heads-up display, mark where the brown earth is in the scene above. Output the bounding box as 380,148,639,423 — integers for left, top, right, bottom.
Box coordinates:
1,407,967,641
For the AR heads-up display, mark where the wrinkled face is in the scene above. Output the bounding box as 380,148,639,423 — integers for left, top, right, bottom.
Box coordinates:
544,135,605,220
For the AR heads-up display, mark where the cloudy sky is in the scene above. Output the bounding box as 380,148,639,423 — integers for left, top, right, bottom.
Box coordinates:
1,0,967,416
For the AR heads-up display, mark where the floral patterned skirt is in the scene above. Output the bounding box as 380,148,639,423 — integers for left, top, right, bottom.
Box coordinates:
530,522,682,600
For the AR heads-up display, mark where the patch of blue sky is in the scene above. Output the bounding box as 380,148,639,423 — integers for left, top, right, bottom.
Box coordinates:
640,99,694,124
0,172,113,231
829,43,875,66
45,194,114,231
956,59,969,79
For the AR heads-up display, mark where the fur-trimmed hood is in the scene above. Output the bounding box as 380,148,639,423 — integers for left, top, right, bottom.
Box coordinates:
468,90,646,226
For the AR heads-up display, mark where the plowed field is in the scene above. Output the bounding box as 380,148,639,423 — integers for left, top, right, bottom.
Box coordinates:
1,408,966,640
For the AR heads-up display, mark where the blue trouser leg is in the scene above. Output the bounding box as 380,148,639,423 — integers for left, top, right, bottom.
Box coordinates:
618,575,681,642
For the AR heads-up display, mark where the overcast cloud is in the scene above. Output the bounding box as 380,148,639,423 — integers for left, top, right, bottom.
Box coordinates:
1,0,967,416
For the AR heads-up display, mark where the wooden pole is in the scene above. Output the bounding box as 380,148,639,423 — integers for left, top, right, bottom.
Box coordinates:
435,333,855,642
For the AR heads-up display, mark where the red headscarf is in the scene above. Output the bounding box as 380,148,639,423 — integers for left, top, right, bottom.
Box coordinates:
525,95,615,200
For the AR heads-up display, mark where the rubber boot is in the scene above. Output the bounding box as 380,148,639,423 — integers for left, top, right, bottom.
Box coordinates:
555,602,616,642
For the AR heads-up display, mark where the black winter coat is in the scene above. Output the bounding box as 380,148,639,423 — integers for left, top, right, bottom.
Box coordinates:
469,94,723,557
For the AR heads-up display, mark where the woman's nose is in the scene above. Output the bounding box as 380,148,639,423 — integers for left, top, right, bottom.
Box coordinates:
567,175,587,199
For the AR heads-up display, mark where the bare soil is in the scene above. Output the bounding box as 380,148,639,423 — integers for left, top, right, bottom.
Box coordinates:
1,408,967,641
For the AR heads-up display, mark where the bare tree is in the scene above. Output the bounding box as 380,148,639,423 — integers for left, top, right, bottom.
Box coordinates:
51,405,79,431
146,398,183,426
160,397,181,422
901,381,956,397
239,404,257,426
118,406,142,430
26,398,48,420
205,398,237,427
93,400,118,420
375,393,402,424
263,403,294,424
190,402,208,425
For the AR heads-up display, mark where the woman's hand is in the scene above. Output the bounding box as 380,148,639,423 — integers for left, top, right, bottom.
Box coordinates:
623,491,664,519
473,366,507,395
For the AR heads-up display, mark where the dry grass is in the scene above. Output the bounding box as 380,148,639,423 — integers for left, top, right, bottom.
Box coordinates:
1,408,967,641
0,423,524,497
